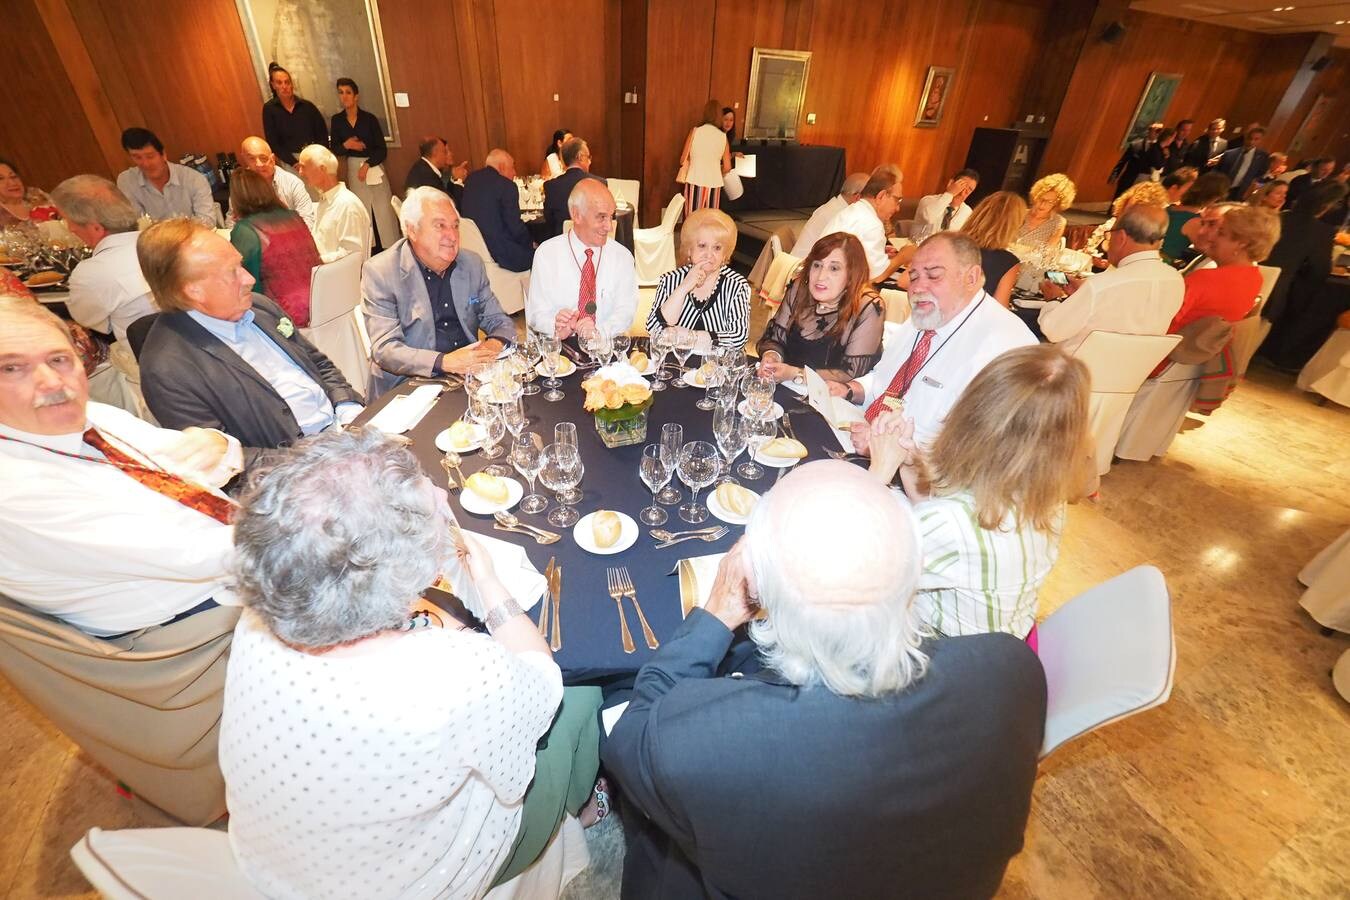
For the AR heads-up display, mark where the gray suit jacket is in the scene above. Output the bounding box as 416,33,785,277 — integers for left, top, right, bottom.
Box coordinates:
361,238,516,397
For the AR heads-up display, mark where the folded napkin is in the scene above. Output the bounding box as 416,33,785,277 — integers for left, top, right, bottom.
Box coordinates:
671,552,727,618
439,528,546,615
367,384,442,434
804,366,864,451
365,163,385,186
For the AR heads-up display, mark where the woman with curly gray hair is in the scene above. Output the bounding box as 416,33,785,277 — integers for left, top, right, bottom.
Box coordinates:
219,427,597,899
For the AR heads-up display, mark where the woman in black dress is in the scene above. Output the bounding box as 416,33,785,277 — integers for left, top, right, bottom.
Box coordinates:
261,63,328,168
757,231,884,390
961,191,1028,306
329,77,398,250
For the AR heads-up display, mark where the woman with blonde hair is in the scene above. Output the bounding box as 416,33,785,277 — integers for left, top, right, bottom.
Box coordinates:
868,344,1094,643
961,191,1028,306
1249,180,1288,211
678,100,732,213
648,207,750,349
1016,173,1076,250
1082,180,1171,261
757,231,884,386
1169,203,1280,333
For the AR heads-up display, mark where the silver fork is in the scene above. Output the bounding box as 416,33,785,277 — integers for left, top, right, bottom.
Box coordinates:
653,526,729,549
616,567,659,649
604,568,637,654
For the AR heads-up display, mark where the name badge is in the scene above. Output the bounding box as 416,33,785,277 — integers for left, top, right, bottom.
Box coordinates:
921,375,943,389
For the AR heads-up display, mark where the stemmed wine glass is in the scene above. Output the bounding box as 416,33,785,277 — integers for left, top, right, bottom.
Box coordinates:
738,413,777,480
676,440,720,524
552,423,582,505
657,422,683,505
538,334,564,402
713,406,747,486
539,443,584,527
477,404,511,477
511,432,548,514
610,332,632,365
638,443,670,525
672,328,697,387
502,394,528,443
696,351,724,411
650,329,676,390
581,330,612,370
743,374,775,417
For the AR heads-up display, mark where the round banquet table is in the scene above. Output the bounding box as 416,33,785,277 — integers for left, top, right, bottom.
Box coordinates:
354,370,842,681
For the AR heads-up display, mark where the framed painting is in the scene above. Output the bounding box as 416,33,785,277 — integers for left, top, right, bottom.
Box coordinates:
1121,73,1181,149
744,49,812,141
235,0,401,146
914,66,954,128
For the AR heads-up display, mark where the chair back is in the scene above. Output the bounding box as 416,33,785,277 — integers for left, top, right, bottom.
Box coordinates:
126,313,160,362
391,194,403,216
457,216,494,262
879,287,910,324
658,193,684,233
457,216,529,315
607,178,641,220
1073,331,1182,475
71,827,265,899
1255,264,1280,314
632,195,685,286
300,251,369,398
0,594,239,824
758,235,802,307
1038,565,1175,758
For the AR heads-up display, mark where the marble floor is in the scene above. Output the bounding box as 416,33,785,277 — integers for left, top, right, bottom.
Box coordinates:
2,363,1348,899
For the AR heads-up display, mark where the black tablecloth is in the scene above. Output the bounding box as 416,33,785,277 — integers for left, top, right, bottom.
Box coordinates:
523,208,634,253
355,375,840,680
723,144,846,212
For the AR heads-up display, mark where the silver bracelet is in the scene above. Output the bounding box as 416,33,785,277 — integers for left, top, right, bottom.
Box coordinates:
483,598,525,633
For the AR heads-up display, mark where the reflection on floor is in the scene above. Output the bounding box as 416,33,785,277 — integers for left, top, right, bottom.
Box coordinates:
1,363,1347,899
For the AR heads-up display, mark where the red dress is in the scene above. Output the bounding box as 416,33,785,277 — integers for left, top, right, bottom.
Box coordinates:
1169,265,1262,332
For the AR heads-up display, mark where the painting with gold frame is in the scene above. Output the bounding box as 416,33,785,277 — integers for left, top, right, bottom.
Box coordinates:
744,48,812,141
914,66,954,128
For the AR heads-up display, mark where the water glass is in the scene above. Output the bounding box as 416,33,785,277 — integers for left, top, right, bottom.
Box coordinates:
738,413,777,480
538,334,564,402
539,443,584,527
713,406,747,485
744,374,775,417
551,422,581,503
611,332,632,364
478,406,511,476
519,334,542,396
657,422,683,505
638,443,670,525
512,433,548,514
672,328,698,387
651,329,676,390
695,352,721,411
677,441,720,524
502,395,528,440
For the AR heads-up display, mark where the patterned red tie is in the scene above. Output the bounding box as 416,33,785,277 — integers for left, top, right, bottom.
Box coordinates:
577,248,596,317
865,330,936,423
83,428,236,525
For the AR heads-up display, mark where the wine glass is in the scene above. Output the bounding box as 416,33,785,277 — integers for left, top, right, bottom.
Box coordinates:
696,351,724,411
650,329,676,390
502,394,528,441
512,432,548,514
672,328,697,387
676,441,720,523
540,443,584,527
638,443,670,525
477,405,511,477
657,422,683,505
713,406,747,486
552,423,581,504
743,374,775,417
538,334,564,402
581,330,612,369
518,334,542,396
611,332,632,364
738,413,777,480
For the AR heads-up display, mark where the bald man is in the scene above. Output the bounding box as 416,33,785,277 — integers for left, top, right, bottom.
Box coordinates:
603,460,1046,899
239,135,316,230
460,148,534,272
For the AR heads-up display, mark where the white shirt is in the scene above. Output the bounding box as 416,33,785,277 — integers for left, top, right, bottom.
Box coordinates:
526,232,638,338
271,166,316,230
221,610,562,900
824,200,889,280
314,182,372,263
1232,147,1257,186
0,402,241,636
64,231,156,342
790,194,848,258
858,291,1036,447
911,192,972,243
1037,250,1185,354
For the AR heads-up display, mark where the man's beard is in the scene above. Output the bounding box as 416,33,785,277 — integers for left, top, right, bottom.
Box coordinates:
909,298,943,331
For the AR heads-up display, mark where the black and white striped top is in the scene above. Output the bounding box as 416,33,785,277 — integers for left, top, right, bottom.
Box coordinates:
648,265,751,348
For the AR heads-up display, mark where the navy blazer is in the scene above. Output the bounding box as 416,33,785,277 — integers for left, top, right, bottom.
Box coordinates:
1218,146,1270,199
603,610,1047,900
461,166,534,272
139,295,361,470
542,167,603,237
404,158,463,204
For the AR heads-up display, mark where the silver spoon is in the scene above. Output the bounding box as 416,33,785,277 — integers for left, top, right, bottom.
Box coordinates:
494,511,561,543
650,527,723,541
443,450,468,486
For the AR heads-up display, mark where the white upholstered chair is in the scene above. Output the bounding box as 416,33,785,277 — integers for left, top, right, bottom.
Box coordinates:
633,194,684,286
299,251,369,399
1038,565,1175,758
879,287,910,324
1113,359,1206,462
1071,331,1182,475
71,827,264,899
757,234,802,308
606,178,641,219
1296,328,1350,407
391,194,403,217
456,216,529,315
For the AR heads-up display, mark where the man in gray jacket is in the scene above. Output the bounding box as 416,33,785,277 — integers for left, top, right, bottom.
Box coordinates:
362,187,516,396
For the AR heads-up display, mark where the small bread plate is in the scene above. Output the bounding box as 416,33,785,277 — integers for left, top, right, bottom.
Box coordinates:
681,369,709,388
536,357,577,378
738,399,784,419
573,510,639,555
708,487,759,526
458,476,523,515
434,422,486,453
753,449,802,468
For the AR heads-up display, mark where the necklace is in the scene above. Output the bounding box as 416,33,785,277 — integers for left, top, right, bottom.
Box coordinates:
566,231,604,275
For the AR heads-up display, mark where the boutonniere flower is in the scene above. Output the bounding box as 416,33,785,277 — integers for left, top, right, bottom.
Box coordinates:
468,294,481,306
277,317,294,338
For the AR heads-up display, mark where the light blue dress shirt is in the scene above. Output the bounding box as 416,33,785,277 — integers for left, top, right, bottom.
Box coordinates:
188,309,338,435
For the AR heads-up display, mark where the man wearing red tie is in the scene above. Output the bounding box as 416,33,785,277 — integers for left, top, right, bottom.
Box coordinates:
525,179,638,342
0,298,241,636
830,232,1036,452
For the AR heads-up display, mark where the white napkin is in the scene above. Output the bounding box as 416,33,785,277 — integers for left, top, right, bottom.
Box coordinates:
367,384,442,434
671,552,727,617
439,529,546,614
365,163,385,186
601,701,630,736
804,367,864,451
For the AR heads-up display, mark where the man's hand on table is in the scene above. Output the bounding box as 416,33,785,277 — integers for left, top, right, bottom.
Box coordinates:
554,308,581,340
704,539,756,632
440,343,499,374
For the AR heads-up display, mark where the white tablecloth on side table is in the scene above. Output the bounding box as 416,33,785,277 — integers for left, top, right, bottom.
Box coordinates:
1299,528,1350,633
1296,328,1350,407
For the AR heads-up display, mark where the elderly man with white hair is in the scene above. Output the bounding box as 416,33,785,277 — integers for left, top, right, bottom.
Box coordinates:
603,459,1047,900
238,135,316,230
361,186,515,396
296,143,371,262
525,178,637,341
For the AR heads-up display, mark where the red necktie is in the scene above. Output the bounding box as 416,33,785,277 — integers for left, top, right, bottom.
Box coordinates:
577,248,596,317
83,428,235,525
865,330,936,423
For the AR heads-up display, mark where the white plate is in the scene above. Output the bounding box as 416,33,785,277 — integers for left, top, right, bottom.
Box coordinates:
707,486,759,525
458,476,523,515
535,357,577,378
434,423,486,453
682,369,709,388
1013,298,1050,309
573,510,639,555
738,399,783,419
753,448,803,468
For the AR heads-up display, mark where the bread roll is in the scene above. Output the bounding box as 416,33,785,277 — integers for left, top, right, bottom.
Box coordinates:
465,472,509,504
592,510,623,548
24,271,64,287
760,437,807,460
448,420,476,450
715,483,757,517
628,350,649,370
